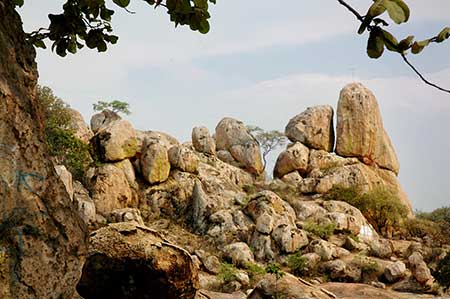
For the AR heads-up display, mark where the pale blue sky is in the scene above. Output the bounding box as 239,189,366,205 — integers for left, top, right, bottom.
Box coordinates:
19,1,450,211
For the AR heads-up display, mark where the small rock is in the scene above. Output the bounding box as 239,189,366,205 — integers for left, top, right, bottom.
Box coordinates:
223,242,255,267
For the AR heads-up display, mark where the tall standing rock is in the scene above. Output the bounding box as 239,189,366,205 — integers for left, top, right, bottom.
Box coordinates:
0,2,86,298
336,83,399,174
215,118,263,175
285,105,335,152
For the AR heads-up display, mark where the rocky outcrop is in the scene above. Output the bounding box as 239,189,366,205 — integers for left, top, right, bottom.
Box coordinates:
0,3,86,298
192,126,216,155
285,105,334,152
136,130,179,152
92,119,138,162
273,142,309,178
336,83,399,174
77,222,199,299
215,117,263,175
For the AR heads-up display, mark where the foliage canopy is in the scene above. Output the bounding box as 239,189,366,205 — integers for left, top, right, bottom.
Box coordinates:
93,100,131,115
38,85,92,180
247,126,286,170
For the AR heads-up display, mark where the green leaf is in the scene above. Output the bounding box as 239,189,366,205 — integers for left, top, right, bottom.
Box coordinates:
34,40,47,49
385,0,409,24
368,0,387,18
112,0,130,8
398,35,414,51
367,29,385,59
411,39,430,54
436,27,450,43
359,0,386,35
14,0,24,7
199,19,210,34
381,30,399,52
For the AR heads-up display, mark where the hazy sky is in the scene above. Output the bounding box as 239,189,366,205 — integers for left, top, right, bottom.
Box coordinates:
19,1,450,211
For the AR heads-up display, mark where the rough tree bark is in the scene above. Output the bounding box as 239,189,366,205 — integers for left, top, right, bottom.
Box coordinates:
0,1,87,298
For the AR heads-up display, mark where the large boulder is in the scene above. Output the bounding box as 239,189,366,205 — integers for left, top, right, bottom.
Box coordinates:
168,145,199,173
273,142,309,178
67,107,94,143
90,109,121,134
285,105,334,152
0,4,86,298
192,126,216,155
140,138,171,184
92,119,138,162
136,130,179,153
77,222,199,299
336,83,399,174
248,273,329,299
215,117,263,175
89,164,138,216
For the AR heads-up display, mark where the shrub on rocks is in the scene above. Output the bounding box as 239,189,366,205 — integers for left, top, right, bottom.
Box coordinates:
434,251,450,290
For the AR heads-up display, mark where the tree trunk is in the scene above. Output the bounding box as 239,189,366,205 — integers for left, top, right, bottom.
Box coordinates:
0,1,87,298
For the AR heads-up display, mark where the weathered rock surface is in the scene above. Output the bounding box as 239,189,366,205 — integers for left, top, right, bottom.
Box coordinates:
408,252,434,285
384,261,407,282
77,222,199,299
136,130,179,152
192,126,216,155
248,273,329,299
285,105,334,152
141,138,171,184
273,142,309,178
67,108,94,143
0,4,86,298
55,165,74,201
90,164,137,216
74,181,96,225
92,119,138,162
215,117,263,175
336,83,399,174
223,242,255,267
169,145,199,173
90,109,121,133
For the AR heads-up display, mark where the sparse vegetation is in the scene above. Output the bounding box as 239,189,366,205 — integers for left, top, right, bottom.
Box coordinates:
303,222,336,240
287,252,308,276
325,185,408,236
247,126,287,170
245,262,267,284
434,251,450,290
218,262,238,283
353,255,380,282
401,208,450,245
38,85,92,180
93,100,131,115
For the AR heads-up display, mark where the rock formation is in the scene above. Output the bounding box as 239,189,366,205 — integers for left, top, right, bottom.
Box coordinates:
0,3,86,298
336,83,399,174
285,105,334,152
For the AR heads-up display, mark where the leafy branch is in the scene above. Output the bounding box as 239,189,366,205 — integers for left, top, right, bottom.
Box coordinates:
337,0,450,93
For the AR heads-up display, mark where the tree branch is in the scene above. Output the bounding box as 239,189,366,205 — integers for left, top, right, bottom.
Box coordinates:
337,0,364,22
401,54,450,93
337,0,450,94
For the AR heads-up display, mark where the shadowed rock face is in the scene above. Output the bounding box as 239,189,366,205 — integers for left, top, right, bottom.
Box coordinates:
77,222,199,299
